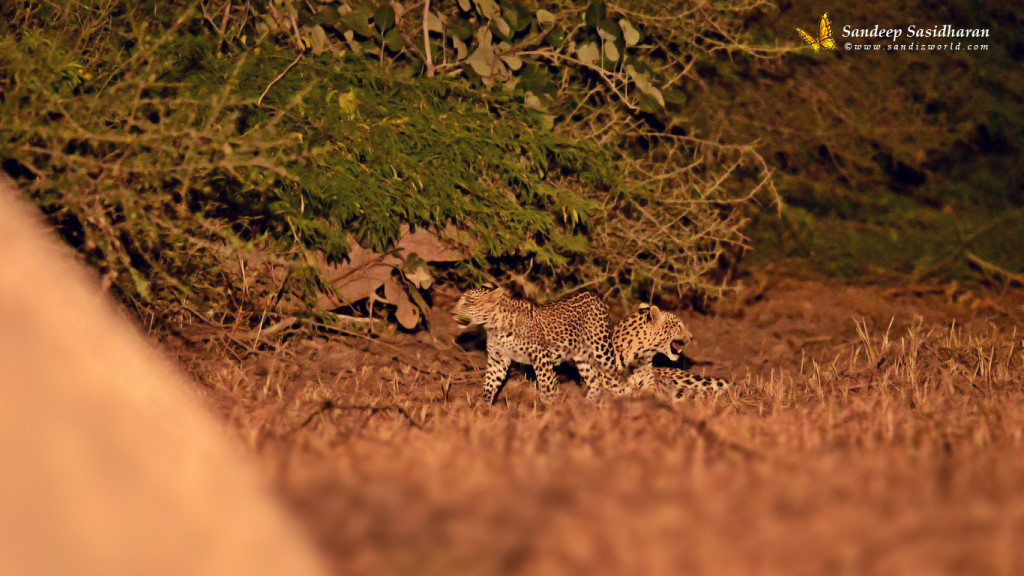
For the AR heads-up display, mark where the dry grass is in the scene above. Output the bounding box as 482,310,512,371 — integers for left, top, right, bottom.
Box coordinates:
176,281,1024,576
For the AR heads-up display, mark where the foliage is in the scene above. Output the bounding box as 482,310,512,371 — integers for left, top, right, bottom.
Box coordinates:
259,0,782,299
696,0,1024,279
0,0,784,332
0,1,627,329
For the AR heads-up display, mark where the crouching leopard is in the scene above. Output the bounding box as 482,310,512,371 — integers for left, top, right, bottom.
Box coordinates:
452,287,618,404
612,304,732,401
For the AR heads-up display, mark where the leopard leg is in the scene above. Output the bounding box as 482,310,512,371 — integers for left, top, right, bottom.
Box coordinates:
583,368,612,403
628,365,657,399
534,362,559,403
576,360,601,398
482,349,511,405
579,354,620,404
612,373,638,398
603,370,631,398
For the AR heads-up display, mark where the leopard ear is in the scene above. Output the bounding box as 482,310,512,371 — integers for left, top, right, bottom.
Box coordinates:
483,286,505,302
648,305,663,323
483,287,512,330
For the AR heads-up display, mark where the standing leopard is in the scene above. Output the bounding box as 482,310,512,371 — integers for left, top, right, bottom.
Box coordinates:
452,287,618,404
611,305,732,401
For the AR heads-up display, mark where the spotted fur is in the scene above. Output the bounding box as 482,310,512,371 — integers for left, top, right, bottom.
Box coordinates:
612,305,732,401
629,364,732,400
611,304,692,371
452,287,617,404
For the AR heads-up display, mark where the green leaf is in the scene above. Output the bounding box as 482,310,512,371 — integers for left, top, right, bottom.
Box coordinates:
384,27,404,51
337,91,358,118
619,18,640,46
451,36,468,60
603,40,619,62
311,6,341,26
503,5,519,30
448,16,474,41
544,26,564,47
626,64,665,108
646,86,664,107
130,267,152,302
426,11,445,33
475,0,500,20
492,16,511,39
523,91,544,111
500,53,523,71
598,20,622,42
536,9,555,27
374,4,395,32
309,24,327,55
638,91,663,114
520,64,556,96
403,255,433,289
575,42,599,67
506,5,532,33
584,0,605,28
467,44,495,77
343,29,363,54
340,8,373,37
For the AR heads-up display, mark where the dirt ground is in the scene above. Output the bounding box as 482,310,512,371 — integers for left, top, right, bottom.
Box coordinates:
173,275,1024,576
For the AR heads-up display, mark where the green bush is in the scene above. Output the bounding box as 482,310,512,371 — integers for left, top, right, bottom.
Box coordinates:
0,2,623,326
694,0,1024,278
1,0,782,331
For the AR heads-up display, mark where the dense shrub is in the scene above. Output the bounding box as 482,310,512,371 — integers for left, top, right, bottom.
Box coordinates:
1,0,779,330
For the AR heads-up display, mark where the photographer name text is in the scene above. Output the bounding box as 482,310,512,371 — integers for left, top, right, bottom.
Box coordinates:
842,24,989,40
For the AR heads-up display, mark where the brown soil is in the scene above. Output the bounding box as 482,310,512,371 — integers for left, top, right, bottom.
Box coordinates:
173,276,1024,576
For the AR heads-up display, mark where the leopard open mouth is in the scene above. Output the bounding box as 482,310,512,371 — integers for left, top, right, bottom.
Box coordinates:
453,315,472,328
670,339,686,354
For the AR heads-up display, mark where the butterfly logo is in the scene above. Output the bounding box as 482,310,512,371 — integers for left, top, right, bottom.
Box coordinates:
795,12,836,53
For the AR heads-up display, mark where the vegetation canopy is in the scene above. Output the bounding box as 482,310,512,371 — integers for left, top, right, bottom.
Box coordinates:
0,0,780,333
3,0,1019,334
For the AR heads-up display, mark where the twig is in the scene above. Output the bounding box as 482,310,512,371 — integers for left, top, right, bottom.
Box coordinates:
241,316,297,342
967,251,1024,286
516,49,639,112
422,0,434,77
180,304,295,350
180,303,260,354
291,401,423,436
258,53,303,106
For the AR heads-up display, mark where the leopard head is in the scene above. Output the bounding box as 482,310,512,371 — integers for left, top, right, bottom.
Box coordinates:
452,286,506,329
613,304,693,368
649,305,694,361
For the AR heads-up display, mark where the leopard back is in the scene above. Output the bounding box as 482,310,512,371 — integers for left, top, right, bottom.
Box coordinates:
453,287,615,370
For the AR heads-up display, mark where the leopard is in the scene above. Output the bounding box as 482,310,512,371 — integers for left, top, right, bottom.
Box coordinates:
452,287,618,404
611,304,732,401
